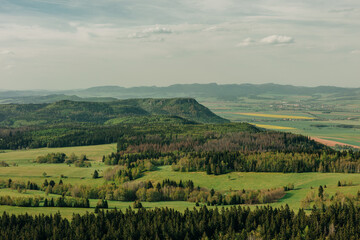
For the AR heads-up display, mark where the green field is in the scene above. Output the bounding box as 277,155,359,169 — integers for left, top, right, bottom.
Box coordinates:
204,96,360,148
0,144,117,187
0,186,197,218
1,144,360,217
0,143,117,164
137,166,360,210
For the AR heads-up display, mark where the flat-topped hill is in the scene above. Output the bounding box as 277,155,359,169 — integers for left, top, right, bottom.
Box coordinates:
0,98,229,127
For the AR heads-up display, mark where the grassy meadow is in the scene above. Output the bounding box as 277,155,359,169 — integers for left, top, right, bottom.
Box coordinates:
1,144,360,217
138,166,360,210
0,144,116,187
0,143,117,164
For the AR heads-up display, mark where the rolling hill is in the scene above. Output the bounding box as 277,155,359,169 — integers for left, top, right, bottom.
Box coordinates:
0,98,229,127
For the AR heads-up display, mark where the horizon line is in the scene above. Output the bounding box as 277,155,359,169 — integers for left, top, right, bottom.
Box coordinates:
1,82,359,92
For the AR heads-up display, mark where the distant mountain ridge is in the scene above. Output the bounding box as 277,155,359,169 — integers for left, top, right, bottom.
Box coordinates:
75,83,360,99
0,98,229,127
0,94,117,104
1,83,359,103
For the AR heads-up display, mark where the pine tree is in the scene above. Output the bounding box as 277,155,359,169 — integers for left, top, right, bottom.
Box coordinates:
318,185,324,199
206,165,211,175
156,183,161,191
93,170,99,179
50,198,55,207
146,181,153,189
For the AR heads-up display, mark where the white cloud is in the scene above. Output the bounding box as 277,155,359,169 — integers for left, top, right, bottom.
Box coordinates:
128,25,173,40
260,35,294,45
143,25,172,34
145,37,165,42
236,38,256,47
203,26,218,32
127,32,148,39
4,64,14,70
0,50,15,55
350,49,360,54
237,35,294,47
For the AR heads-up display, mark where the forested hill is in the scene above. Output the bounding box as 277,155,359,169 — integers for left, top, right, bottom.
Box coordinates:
0,98,229,127
116,98,227,124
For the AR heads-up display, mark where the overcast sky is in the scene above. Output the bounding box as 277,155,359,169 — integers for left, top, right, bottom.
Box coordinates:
0,0,359,90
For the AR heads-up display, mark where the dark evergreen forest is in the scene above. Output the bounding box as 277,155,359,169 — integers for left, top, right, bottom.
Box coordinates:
1,204,359,240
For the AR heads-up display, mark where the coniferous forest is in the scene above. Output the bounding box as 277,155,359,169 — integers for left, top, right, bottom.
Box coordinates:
1,204,360,240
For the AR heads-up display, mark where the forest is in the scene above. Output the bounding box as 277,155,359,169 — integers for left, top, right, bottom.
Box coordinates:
1,204,360,240
0,121,253,150
102,131,360,174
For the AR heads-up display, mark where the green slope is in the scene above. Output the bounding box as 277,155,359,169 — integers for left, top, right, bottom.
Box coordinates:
0,98,229,127
114,98,228,124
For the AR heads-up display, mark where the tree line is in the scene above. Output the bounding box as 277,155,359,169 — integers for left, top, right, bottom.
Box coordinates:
172,150,360,174
0,122,254,150
34,152,91,167
0,195,89,208
0,179,39,192
103,149,360,175
0,178,285,205
1,203,360,239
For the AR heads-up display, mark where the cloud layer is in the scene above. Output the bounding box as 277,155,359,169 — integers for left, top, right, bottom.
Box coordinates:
0,0,359,89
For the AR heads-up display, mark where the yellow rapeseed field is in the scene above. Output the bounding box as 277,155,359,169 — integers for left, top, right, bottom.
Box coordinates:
250,123,296,130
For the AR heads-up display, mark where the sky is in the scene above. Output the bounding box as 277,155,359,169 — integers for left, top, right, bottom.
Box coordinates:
0,0,359,90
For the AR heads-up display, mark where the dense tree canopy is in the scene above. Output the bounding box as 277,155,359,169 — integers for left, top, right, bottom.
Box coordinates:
1,204,360,239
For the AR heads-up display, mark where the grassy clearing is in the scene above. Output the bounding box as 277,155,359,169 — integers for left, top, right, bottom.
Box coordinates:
0,144,116,186
136,166,360,211
1,164,360,216
0,143,117,164
0,163,108,186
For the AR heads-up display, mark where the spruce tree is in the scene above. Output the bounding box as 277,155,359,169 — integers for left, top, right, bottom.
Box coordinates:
318,185,324,199
93,170,99,179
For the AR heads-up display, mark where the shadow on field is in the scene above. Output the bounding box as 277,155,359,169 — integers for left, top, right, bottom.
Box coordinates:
278,192,294,202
